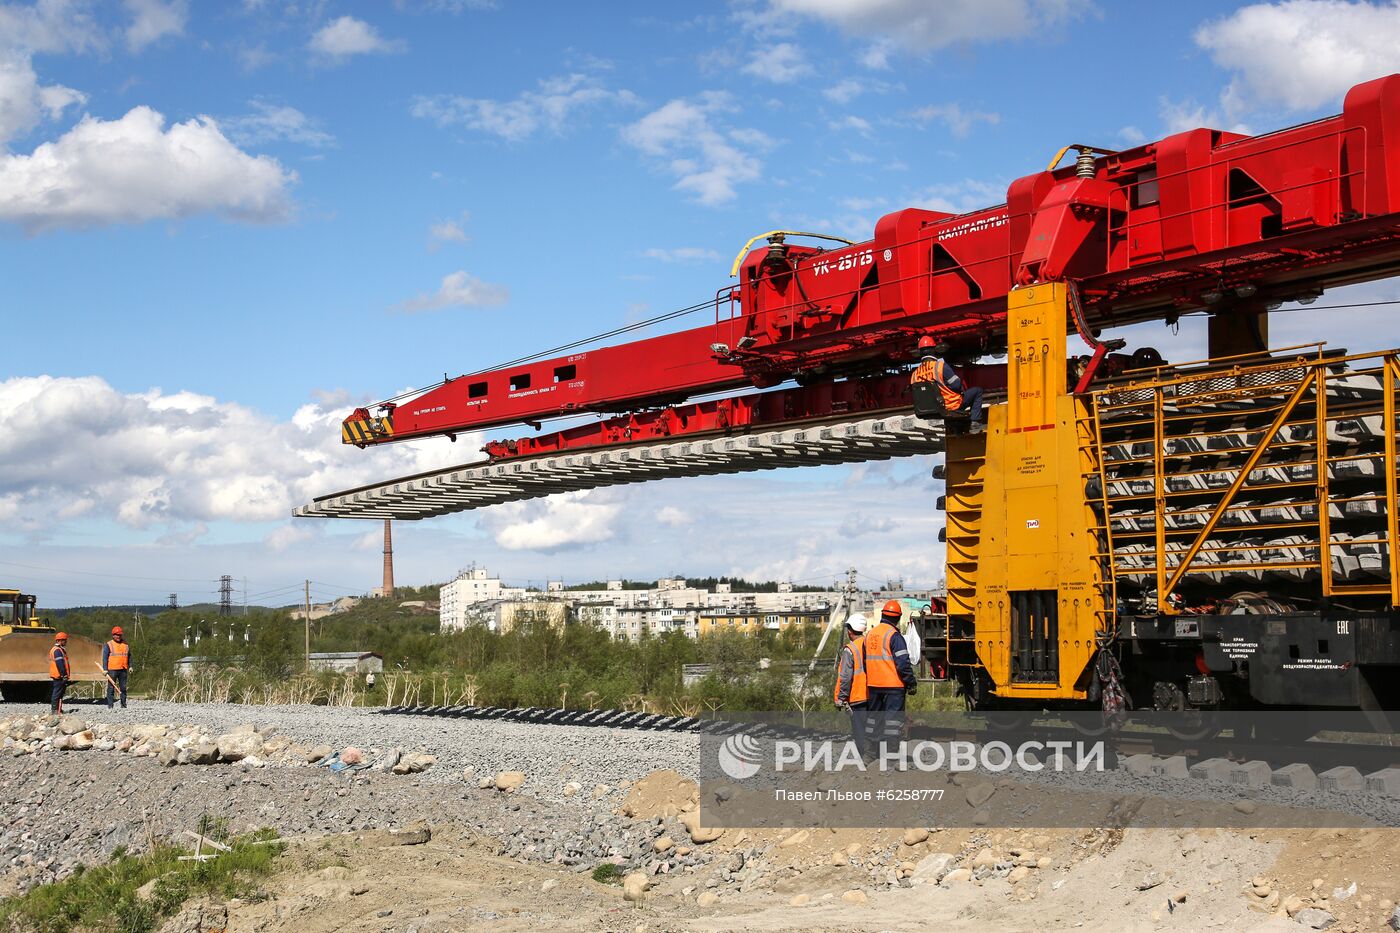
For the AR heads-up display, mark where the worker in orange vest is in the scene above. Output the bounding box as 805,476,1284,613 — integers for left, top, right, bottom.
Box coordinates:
48,632,70,713
833,613,869,755
864,601,919,761
103,626,132,709
864,600,918,711
911,337,984,433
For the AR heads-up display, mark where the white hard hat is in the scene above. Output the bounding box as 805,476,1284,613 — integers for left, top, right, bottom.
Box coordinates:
844,613,868,633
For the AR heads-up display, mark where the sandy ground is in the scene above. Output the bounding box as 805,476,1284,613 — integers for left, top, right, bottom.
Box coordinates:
219,802,1400,933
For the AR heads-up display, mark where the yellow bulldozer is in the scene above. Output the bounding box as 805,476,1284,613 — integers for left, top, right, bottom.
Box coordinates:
0,588,103,703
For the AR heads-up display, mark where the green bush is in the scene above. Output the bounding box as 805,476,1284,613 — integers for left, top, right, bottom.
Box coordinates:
0,831,285,933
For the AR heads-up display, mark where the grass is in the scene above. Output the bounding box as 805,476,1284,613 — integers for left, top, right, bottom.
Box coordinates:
0,830,285,933
590,863,623,885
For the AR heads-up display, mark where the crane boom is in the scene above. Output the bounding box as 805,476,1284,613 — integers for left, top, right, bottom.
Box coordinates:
342,74,1400,462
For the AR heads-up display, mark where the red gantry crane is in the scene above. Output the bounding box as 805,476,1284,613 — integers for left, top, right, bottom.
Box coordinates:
300,76,1400,712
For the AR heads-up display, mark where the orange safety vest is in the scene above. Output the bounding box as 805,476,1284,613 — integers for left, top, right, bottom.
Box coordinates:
106,640,130,670
911,358,963,410
863,622,904,689
48,645,67,679
834,639,868,705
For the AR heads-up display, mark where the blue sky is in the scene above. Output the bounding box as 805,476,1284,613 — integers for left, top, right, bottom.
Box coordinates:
4,0,1400,606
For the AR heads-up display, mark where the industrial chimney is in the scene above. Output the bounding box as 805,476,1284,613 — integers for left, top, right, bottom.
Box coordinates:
382,518,395,599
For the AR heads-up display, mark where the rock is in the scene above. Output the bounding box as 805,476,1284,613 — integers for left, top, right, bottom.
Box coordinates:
319,866,351,879
1386,904,1400,931
135,877,160,900
911,852,956,882
972,848,997,870
1252,883,1272,899
215,733,263,762
652,836,674,853
158,748,179,768
621,872,650,903
901,828,930,847
1293,907,1336,929
678,808,724,843
160,901,228,933
779,830,810,848
592,784,611,800
350,883,369,896
1283,895,1307,917
57,716,86,735
360,823,431,847
477,776,494,790
1138,871,1165,891
943,869,972,884
830,852,848,867
1233,799,1258,815
541,879,558,893
696,891,719,908
306,744,334,763
563,782,582,797
966,782,996,808
64,730,94,751
1037,856,1053,869
372,748,400,771
789,893,810,907
841,889,868,904
184,742,218,765
495,771,527,791
1009,866,1030,883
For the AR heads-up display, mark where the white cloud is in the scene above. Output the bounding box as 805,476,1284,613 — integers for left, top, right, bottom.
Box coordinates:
1158,97,1252,136
1118,125,1146,146
428,213,469,250
741,42,812,83
768,0,1088,51
642,246,720,263
411,73,636,142
660,504,694,526
224,101,334,148
656,506,692,526
910,102,1000,138
0,47,84,147
124,0,187,51
309,15,406,59
0,1,102,56
264,522,314,551
828,114,872,137
1195,0,1400,115
912,178,1007,214
0,106,295,233
621,92,775,206
398,270,508,312
822,77,896,103
0,375,476,532
859,39,895,70
837,512,897,537
488,491,622,551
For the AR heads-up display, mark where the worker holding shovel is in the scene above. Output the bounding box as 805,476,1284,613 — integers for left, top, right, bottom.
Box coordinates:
102,626,132,708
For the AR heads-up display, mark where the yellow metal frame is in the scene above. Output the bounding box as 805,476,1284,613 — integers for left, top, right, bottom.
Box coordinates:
1091,349,1400,609
958,284,1105,700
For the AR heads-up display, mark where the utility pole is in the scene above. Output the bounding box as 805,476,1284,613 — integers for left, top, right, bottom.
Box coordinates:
304,580,311,671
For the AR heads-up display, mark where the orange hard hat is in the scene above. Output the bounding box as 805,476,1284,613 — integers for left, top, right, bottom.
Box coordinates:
881,599,904,619
55,632,68,641
111,626,123,636
918,336,937,349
